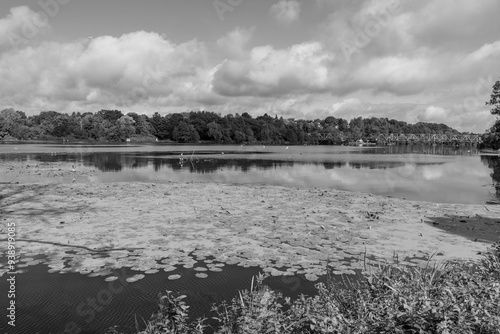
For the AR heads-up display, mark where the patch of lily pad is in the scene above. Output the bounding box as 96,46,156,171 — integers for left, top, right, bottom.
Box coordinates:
2,203,431,284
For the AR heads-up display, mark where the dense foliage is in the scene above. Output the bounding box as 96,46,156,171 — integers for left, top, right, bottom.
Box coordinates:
482,78,500,149
0,108,461,144
107,242,500,334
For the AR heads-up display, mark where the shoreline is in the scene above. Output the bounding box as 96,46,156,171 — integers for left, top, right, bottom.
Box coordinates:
1,161,499,282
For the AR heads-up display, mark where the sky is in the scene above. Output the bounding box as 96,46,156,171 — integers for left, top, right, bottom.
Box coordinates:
0,0,499,132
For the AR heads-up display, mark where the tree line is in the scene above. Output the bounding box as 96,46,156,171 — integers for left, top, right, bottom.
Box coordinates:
0,108,464,144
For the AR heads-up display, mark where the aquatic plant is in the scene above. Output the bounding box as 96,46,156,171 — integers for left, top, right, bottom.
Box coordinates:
107,242,500,333
106,292,206,334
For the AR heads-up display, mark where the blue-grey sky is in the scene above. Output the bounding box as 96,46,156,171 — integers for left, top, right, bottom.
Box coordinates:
1,0,499,132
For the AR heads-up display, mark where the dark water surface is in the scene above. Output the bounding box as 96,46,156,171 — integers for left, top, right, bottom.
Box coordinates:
0,255,337,334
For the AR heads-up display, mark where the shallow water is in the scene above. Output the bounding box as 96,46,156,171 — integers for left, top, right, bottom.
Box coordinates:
1,142,498,204
0,250,427,334
0,254,335,334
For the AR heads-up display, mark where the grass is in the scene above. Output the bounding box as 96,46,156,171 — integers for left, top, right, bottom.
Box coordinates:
106,242,500,334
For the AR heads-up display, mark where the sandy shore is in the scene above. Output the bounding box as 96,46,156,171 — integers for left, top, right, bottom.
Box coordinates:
1,161,499,281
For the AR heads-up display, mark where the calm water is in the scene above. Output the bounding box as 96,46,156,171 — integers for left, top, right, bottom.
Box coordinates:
0,254,327,334
1,142,498,204
1,142,499,333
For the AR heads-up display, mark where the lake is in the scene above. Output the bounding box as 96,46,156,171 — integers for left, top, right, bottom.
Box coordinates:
0,143,498,204
0,142,499,333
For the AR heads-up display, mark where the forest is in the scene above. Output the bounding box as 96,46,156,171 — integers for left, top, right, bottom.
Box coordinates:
0,108,466,145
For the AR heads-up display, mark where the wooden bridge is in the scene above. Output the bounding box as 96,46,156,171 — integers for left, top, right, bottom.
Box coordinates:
314,133,482,144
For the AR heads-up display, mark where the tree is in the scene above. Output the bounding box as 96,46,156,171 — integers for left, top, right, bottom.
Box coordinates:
324,116,336,127
207,122,223,143
233,130,246,143
167,113,186,138
127,112,152,136
82,114,106,140
482,78,500,149
482,122,500,150
52,115,73,137
285,127,298,143
259,124,272,142
244,126,255,143
96,110,123,123
116,115,136,140
150,113,170,140
486,79,500,115
0,109,29,139
172,121,199,143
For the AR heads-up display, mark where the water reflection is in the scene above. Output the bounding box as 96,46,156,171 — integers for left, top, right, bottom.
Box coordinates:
0,144,497,204
480,155,500,199
0,151,451,173
365,144,479,156
323,161,347,169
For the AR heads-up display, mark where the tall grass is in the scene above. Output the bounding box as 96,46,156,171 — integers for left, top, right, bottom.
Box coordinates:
107,242,500,334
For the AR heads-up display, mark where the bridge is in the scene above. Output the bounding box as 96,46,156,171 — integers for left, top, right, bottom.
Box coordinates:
314,133,482,144
377,133,482,144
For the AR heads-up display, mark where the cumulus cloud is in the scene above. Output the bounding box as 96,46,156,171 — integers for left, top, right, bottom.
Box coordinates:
0,6,51,52
0,31,221,112
331,98,362,113
216,27,254,59
348,55,441,96
462,41,500,63
212,42,335,97
418,106,449,123
0,2,499,133
269,0,301,24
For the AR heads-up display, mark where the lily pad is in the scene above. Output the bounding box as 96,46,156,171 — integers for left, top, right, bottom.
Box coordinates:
195,273,208,279
105,276,119,282
194,267,207,272
305,274,319,281
163,266,177,272
126,274,145,283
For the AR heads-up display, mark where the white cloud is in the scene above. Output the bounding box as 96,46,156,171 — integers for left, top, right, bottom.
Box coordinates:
269,0,301,24
212,42,335,97
0,30,220,113
463,41,500,63
0,6,51,52
422,166,444,181
418,106,448,123
0,2,499,133
331,98,362,113
216,27,254,59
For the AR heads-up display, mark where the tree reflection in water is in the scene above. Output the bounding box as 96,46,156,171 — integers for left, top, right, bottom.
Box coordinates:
481,155,500,198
